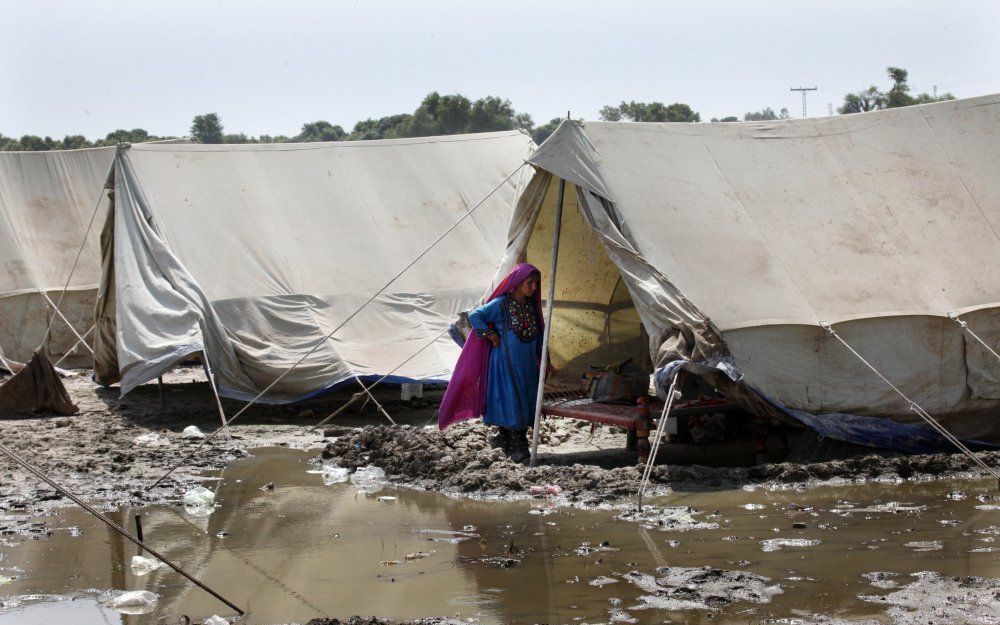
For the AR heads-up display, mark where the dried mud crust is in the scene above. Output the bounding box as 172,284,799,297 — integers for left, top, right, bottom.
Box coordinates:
322,423,1000,505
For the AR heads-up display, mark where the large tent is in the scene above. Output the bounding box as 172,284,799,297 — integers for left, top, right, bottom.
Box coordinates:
0,146,114,369
94,131,534,402
501,94,1000,443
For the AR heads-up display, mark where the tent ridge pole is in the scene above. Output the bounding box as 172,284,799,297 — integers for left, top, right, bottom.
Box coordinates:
529,176,566,467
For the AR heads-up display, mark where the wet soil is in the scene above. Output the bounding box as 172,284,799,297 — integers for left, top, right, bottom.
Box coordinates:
3,448,1000,625
322,423,1000,506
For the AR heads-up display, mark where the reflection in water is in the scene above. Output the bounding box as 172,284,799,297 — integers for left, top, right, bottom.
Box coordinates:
1,447,999,625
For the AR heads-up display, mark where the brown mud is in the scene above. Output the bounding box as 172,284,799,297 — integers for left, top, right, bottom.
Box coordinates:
322,422,1000,506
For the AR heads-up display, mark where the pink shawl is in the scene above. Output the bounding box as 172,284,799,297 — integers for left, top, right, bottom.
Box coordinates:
438,263,544,429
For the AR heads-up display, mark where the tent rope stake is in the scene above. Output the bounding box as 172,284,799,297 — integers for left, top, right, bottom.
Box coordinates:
146,163,528,490
948,312,1000,365
39,291,95,355
637,370,682,512
0,441,244,615
820,322,1000,487
310,325,453,432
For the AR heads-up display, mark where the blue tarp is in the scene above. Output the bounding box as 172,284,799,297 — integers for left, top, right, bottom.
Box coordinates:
655,359,997,455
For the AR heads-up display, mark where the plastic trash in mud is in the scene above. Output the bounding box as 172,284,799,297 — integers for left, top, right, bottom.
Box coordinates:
183,486,215,517
0,575,14,585
203,616,229,625
419,528,480,544
405,551,434,560
377,496,396,502
350,465,386,493
129,555,164,576
380,560,400,566
589,575,619,587
183,486,215,507
133,432,168,447
108,590,159,614
529,484,562,496
181,425,205,439
904,540,943,552
321,465,350,485
759,538,821,552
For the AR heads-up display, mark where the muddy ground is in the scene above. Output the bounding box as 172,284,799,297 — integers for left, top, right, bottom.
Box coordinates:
3,365,1000,517
4,366,1000,625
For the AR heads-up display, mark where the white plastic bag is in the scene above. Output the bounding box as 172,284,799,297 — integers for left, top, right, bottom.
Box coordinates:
110,590,158,613
183,486,215,507
181,425,205,439
321,466,350,485
204,616,229,625
130,555,164,576
350,465,386,493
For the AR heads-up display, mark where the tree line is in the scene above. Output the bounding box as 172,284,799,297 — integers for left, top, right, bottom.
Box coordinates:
0,67,957,151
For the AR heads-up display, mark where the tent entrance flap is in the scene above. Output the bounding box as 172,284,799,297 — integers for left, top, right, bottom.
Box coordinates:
524,176,647,385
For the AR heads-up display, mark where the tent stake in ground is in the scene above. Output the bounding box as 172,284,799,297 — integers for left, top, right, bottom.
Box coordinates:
530,175,566,467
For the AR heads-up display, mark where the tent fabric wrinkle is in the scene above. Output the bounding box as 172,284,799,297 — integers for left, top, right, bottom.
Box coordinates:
514,94,1000,441
0,146,115,366
99,130,535,403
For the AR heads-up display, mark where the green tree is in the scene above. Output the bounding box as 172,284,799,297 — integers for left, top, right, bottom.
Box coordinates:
191,113,224,144
0,134,20,150
710,116,740,122
532,117,563,144
599,101,700,123
349,114,410,141
61,135,91,149
743,107,789,121
101,128,153,145
296,121,347,142
468,96,517,132
18,135,49,150
839,67,954,114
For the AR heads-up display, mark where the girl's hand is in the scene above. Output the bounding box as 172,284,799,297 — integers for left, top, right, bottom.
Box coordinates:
487,333,501,347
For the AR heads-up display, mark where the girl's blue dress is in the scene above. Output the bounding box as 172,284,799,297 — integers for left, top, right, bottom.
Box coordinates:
467,294,540,430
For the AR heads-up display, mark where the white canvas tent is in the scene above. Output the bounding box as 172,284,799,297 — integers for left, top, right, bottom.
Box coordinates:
0,146,114,369
95,131,534,402
502,94,1000,443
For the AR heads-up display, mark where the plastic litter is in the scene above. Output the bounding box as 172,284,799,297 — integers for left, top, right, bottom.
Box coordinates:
351,465,386,493
405,550,434,560
183,486,215,507
130,555,164,576
109,590,159,613
204,616,229,625
181,425,205,439
380,560,400,566
321,466,350,485
0,575,13,585
133,432,168,447
529,484,562,496
378,496,396,502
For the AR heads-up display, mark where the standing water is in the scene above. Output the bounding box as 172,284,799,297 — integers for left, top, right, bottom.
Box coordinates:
1,447,999,624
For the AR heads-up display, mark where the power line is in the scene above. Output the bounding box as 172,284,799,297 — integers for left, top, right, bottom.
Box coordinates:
790,86,818,118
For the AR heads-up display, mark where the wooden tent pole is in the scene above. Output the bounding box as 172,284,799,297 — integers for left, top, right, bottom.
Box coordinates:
529,175,566,467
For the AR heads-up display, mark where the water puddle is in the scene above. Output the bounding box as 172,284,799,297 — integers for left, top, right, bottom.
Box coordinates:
2,447,999,624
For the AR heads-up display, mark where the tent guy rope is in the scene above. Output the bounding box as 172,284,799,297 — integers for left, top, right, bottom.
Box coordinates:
36,187,107,351
309,324,454,433
637,370,682,512
949,312,1000,364
0,440,244,615
145,162,528,490
39,290,95,355
821,322,1000,486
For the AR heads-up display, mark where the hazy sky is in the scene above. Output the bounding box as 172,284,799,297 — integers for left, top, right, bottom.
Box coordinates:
4,0,1000,139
